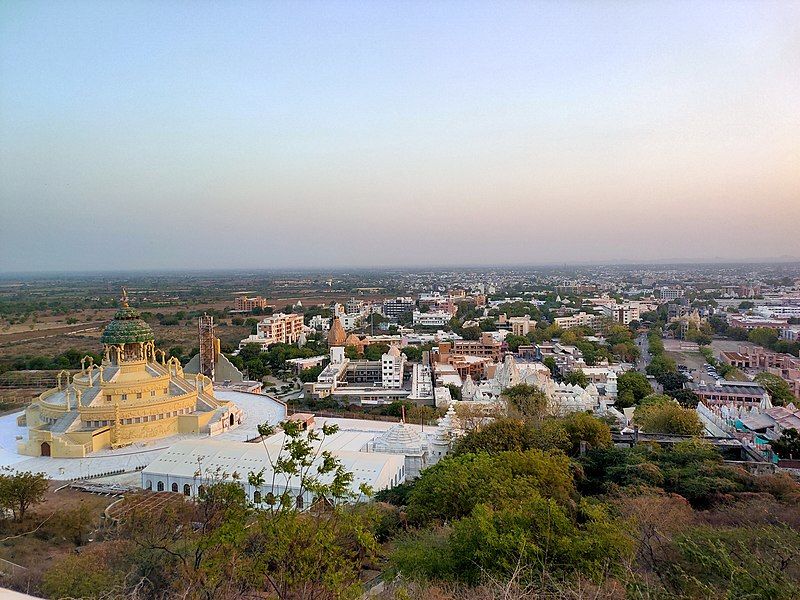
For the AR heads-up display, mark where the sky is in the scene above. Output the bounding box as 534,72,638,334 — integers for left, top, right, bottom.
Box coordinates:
1,1,799,272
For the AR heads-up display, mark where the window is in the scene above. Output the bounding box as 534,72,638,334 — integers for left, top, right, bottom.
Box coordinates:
151,390,156,396
157,481,164,491
121,394,127,400
296,494,304,509
183,484,191,496
253,491,261,504
171,483,178,493
105,395,112,402
145,480,152,490
198,485,206,497
136,393,142,399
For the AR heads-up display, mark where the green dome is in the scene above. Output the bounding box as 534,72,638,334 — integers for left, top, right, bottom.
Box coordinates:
101,305,154,345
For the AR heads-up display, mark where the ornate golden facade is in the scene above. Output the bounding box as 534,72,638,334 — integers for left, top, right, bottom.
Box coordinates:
18,291,242,458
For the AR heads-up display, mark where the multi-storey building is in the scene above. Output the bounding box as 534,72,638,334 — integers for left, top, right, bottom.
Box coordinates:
600,303,640,325
449,332,504,362
238,312,304,350
658,287,684,301
412,310,452,327
234,295,269,311
383,297,416,319
508,316,536,336
554,312,603,331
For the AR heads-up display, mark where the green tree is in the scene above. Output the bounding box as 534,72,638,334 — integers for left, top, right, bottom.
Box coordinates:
445,383,462,400
502,383,549,421
772,428,800,459
749,327,779,349
562,369,589,387
542,355,558,377
560,412,612,455
406,450,575,526
298,365,323,383
617,371,653,408
634,395,703,436
754,372,794,406
0,469,48,521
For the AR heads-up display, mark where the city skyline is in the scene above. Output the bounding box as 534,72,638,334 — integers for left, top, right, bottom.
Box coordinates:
2,1,799,272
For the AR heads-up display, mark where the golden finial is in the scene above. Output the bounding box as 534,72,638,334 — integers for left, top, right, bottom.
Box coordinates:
121,287,129,308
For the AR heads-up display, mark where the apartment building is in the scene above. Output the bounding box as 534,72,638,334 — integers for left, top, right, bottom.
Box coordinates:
234,295,269,311
238,312,304,350
383,297,416,319
600,303,640,325
449,332,504,362
554,312,603,331
412,310,452,327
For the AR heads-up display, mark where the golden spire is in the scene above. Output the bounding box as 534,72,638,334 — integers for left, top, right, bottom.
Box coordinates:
121,287,129,308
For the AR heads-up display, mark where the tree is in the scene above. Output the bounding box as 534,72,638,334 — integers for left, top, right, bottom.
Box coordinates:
542,356,558,377
406,450,575,526
298,365,323,383
502,383,549,421
445,383,462,400
727,327,750,341
562,369,589,387
617,371,653,408
460,326,481,340
635,396,703,436
749,327,779,349
670,388,700,408
0,469,48,521
560,412,612,455
772,428,800,459
754,372,794,407
647,354,678,379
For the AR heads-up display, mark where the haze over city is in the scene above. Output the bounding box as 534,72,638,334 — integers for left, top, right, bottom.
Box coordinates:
1,0,799,272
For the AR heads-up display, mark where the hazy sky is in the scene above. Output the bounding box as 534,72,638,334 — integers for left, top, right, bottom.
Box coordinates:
1,1,798,272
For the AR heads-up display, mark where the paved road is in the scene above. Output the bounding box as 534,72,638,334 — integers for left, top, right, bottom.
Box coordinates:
635,333,651,372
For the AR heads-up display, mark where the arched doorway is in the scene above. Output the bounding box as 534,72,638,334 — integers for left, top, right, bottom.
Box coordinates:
40,442,51,457
229,414,234,427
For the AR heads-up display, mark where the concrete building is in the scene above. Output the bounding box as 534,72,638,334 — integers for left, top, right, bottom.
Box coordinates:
658,287,684,301
234,295,269,311
508,316,536,336
554,312,603,331
448,332,504,362
382,297,415,319
142,438,406,506
686,380,772,409
239,313,305,350
412,310,452,327
600,302,640,325
728,315,789,331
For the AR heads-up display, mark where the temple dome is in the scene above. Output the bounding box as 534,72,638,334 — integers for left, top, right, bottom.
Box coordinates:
373,422,425,455
327,317,346,347
101,303,153,345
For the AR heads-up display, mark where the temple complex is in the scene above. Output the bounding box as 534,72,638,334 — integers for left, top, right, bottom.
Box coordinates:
18,291,242,458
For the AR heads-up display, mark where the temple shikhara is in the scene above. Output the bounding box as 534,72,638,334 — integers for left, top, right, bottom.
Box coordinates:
18,290,242,458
